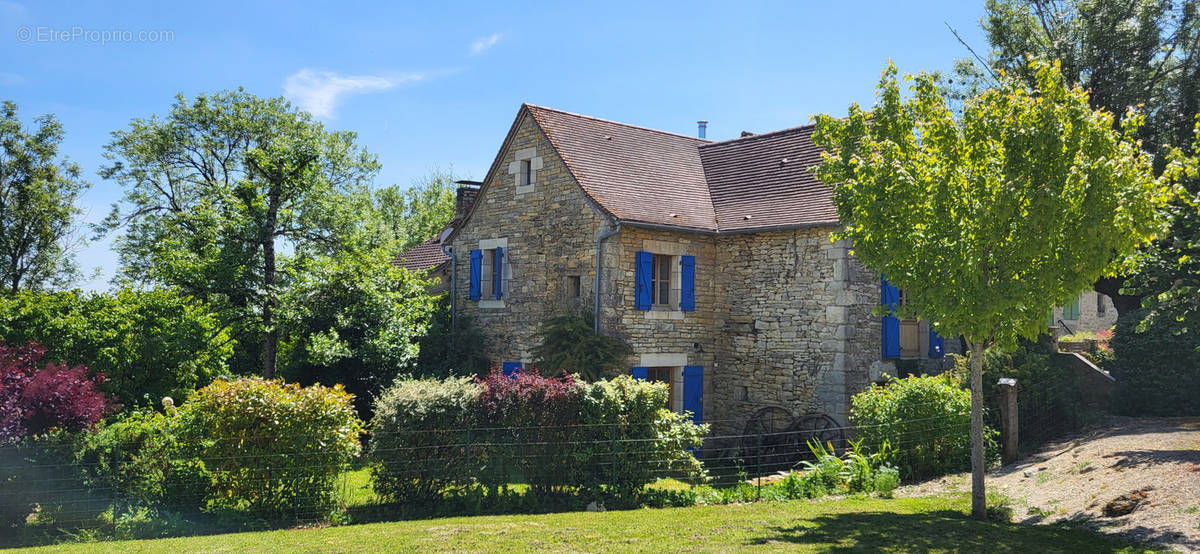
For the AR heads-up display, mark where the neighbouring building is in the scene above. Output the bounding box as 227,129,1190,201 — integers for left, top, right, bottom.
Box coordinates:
1050,290,1118,337
438,104,958,437
393,183,479,293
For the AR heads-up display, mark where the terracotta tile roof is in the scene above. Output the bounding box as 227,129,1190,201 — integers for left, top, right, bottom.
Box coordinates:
526,105,719,232
700,124,838,232
524,105,838,234
393,235,448,272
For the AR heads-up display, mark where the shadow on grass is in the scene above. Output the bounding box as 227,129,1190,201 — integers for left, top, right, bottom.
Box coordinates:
745,510,1152,553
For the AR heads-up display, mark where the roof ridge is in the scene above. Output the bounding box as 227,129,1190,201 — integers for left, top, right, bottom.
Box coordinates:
524,103,713,144
700,122,817,147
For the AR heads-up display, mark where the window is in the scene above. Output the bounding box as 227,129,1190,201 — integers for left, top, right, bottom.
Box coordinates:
519,159,532,187
1097,293,1106,316
470,246,504,301
1064,295,1081,320
567,275,581,299
652,254,672,306
646,367,675,409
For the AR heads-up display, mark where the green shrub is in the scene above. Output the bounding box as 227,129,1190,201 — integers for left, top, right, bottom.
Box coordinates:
415,301,491,378
176,378,363,517
530,310,631,380
369,377,482,503
73,410,208,512
851,374,996,480
575,376,707,498
1107,309,1200,416
0,289,233,409
873,467,900,498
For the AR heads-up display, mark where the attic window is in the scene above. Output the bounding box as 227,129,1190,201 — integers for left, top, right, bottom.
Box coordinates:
519,160,531,187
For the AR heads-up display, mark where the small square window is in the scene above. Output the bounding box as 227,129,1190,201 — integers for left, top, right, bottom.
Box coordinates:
652,254,672,306
520,159,532,187
567,275,581,298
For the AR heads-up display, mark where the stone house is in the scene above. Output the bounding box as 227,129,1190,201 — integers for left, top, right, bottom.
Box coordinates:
443,104,955,434
1050,291,1118,336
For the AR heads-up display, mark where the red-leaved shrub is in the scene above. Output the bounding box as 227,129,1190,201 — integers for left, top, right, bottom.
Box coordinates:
477,368,581,492
0,342,111,444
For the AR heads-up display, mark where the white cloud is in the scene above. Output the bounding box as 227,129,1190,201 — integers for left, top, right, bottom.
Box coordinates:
283,69,423,118
469,33,502,56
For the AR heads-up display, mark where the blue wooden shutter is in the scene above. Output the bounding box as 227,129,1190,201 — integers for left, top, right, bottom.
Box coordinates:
635,251,652,311
928,326,945,358
682,366,703,424
502,361,522,377
679,255,696,312
881,276,900,358
493,246,504,299
469,249,482,301
630,367,647,381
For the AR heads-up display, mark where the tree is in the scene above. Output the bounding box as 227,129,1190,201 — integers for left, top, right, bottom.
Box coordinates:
99,90,379,378
978,0,1200,318
812,61,1175,518
374,169,458,252
0,101,89,293
279,249,439,417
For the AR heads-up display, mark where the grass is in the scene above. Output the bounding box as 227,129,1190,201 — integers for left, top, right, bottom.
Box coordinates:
11,494,1161,553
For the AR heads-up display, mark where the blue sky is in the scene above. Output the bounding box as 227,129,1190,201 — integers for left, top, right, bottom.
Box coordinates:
0,1,988,290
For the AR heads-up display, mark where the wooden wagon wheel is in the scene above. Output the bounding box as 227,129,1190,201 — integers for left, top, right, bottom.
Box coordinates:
740,406,805,474
790,413,845,454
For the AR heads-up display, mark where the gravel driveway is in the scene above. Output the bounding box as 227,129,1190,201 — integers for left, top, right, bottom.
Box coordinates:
901,417,1200,552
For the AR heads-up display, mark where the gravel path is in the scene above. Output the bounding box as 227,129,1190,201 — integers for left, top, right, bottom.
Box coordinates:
901,417,1200,552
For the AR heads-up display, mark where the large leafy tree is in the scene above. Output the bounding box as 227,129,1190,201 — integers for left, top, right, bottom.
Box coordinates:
0,101,89,293
979,0,1200,320
374,169,458,252
99,90,379,377
813,61,1176,518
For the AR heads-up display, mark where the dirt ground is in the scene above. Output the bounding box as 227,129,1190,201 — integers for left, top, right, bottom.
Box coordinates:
901,417,1200,553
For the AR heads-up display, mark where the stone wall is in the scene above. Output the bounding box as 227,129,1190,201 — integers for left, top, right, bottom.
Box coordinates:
448,112,609,365
1051,291,1118,336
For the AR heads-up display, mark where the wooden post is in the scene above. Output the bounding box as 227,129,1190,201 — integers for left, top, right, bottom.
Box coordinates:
997,378,1018,464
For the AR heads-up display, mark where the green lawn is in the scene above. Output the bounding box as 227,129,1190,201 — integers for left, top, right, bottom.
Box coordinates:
15,494,1159,553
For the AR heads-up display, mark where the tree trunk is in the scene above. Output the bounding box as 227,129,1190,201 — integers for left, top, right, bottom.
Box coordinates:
969,339,987,520
261,185,281,379
1094,276,1141,317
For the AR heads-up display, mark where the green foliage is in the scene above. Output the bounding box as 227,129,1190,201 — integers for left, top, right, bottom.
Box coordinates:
368,377,481,503
175,378,364,516
279,248,439,416
73,411,207,511
1107,308,1200,415
373,169,458,252
813,60,1171,349
0,100,89,292
851,374,996,480
368,374,706,505
99,89,382,377
530,309,632,380
0,288,233,409
414,300,491,378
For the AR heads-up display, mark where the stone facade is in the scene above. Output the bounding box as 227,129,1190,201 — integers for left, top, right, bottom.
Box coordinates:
447,109,949,436
1051,290,1118,336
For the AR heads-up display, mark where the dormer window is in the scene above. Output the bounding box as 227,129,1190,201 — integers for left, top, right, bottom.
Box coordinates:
520,159,532,187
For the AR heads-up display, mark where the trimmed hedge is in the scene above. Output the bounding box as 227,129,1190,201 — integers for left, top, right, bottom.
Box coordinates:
369,372,706,504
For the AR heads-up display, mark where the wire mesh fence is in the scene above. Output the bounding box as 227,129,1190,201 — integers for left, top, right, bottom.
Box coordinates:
1,379,1095,546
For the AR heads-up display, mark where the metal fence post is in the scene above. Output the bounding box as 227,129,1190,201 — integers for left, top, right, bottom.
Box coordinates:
755,429,762,500
998,378,1019,464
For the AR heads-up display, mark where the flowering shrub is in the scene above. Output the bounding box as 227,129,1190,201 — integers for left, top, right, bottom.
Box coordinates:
477,369,582,493
0,342,110,444
175,378,363,516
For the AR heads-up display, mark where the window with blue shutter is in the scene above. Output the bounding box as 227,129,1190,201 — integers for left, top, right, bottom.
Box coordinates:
493,246,504,299
881,276,900,359
630,367,648,381
680,255,695,312
928,326,945,358
502,361,521,377
635,251,652,310
682,366,703,424
469,249,482,301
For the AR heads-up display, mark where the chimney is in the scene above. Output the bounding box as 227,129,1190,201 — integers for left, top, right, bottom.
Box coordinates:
697,120,708,139
452,180,481,225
